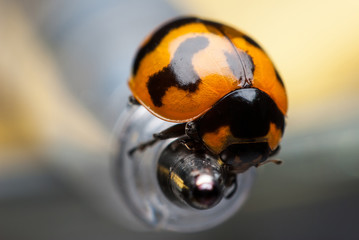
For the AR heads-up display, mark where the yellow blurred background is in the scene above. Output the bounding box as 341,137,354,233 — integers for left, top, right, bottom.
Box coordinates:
1,0,359,239
0,1,109,172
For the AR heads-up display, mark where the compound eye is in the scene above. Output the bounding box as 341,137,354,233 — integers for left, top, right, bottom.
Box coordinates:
219,145,237,165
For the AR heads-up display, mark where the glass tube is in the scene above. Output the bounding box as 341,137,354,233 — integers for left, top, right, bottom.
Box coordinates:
111,104,255,232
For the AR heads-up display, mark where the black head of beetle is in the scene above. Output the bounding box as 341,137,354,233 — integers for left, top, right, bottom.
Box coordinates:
188,88,285,173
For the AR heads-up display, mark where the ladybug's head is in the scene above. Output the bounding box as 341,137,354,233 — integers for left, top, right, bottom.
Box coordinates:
195,88,285,173
219,142,271,173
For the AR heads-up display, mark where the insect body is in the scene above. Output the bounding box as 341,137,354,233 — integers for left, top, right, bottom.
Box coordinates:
129,17,287,173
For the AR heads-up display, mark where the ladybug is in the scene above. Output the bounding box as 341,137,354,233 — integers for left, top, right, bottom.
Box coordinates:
128,17,287,173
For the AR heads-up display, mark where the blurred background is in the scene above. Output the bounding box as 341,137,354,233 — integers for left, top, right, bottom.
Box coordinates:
1,0,359,239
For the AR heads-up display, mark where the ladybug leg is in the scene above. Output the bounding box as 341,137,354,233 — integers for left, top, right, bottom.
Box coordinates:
179,121,205,151
128,123,186,155
152,123,187,142
128,139,158,155
178,138,197,151
185,121,200,141
128,95,141,105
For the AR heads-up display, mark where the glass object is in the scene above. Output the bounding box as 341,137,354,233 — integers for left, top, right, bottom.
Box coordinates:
111,104,255,232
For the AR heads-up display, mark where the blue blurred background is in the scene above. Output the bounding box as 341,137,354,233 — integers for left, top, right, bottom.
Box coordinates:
1,0,359,239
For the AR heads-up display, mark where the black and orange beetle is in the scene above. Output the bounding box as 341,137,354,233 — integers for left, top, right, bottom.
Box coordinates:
128,17,287,174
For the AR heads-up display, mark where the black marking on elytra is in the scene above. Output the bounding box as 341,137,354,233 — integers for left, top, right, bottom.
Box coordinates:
242,35,263,50
132,17,201,76
224,50,255,86
224,51,242,80
147,66,176,107
147,36,209,107
200,19,226,30
274,68,285,87
133,17,239,76
197,88,285,139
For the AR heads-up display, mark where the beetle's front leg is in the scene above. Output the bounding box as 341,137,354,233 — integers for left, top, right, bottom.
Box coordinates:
128,123,186,155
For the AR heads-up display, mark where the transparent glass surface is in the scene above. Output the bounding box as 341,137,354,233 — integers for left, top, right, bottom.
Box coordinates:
111,105,255,232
